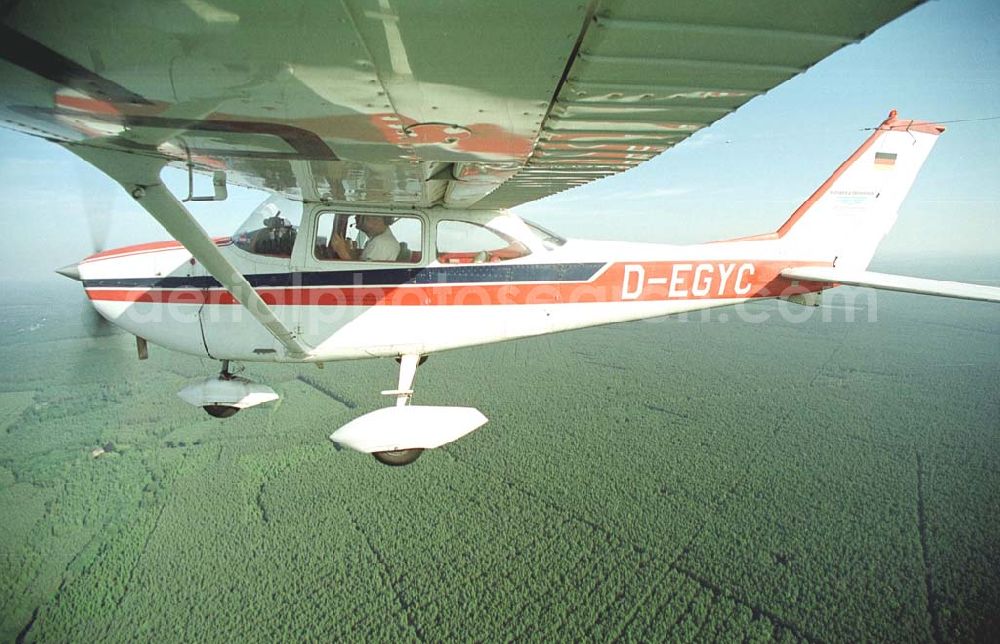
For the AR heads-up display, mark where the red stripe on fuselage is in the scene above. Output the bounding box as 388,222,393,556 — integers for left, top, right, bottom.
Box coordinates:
85,260,825,306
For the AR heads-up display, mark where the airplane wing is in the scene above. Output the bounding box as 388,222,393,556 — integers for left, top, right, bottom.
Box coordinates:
0,0,922,210
781,267,1000,304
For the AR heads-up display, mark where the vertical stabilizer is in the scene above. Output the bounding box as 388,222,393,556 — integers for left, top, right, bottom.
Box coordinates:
777,111,944,270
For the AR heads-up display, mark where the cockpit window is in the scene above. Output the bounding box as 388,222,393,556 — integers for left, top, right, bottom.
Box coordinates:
523,219,566,250
233,196,302,258
314,212,422,263
435,220,531,264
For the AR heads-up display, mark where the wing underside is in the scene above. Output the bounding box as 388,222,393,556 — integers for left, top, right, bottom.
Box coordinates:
0,0,921,209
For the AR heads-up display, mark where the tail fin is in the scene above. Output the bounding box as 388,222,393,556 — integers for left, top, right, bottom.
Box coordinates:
777,111,945,270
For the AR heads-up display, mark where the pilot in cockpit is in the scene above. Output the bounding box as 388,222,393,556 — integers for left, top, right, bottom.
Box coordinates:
246,205,296,256
330,215,400,262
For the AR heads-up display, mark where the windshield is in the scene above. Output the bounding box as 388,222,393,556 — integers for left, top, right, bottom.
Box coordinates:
233,196,303,258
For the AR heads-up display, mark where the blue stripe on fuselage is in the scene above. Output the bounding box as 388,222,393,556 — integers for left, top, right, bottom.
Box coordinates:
82,263,606,289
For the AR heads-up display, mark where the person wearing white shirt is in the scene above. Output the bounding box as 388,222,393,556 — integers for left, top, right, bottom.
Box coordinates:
331,215,400,262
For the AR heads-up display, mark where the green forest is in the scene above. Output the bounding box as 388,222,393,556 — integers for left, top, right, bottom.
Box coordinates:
0,261,997,642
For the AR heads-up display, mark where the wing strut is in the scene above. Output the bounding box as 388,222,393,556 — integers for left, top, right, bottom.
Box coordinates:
66,144,312,359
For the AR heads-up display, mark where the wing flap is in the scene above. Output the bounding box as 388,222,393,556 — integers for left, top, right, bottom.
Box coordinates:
782,267,1000,304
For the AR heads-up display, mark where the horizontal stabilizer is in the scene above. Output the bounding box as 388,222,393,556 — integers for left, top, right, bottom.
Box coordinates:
330,406,488,453
782,267,1000,303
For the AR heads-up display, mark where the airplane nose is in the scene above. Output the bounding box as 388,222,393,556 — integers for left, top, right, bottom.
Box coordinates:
56,263,82,281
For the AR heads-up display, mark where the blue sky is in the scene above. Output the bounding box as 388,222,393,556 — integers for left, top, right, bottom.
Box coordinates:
0,0,997,281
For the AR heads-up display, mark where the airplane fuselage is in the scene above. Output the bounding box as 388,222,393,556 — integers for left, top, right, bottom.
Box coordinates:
78,207,826,362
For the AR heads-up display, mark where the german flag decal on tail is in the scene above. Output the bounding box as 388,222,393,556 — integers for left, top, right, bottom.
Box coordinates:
874,151,897,166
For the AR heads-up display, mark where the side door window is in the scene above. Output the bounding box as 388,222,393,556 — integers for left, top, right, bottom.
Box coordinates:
314,213,423,263
435,220,531,264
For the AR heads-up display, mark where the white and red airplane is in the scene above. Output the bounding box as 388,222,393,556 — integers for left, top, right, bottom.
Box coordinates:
1,1,997,465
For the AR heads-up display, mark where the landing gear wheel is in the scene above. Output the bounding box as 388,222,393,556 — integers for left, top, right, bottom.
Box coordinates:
372,448,423,466
203,404,240,418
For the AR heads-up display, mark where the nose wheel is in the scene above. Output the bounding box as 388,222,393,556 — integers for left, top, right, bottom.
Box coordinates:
178,360,279,418
201,360,241,418
203,404,240,418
